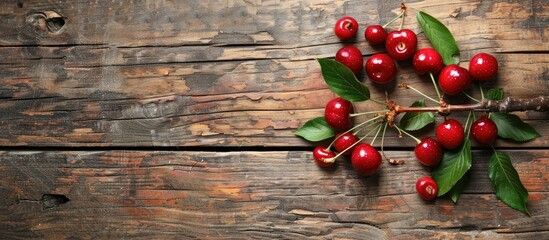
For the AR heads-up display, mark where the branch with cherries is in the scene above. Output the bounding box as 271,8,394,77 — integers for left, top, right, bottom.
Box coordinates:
294,4,547,214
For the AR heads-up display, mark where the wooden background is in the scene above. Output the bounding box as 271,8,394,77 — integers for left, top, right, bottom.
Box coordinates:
0,0,547,239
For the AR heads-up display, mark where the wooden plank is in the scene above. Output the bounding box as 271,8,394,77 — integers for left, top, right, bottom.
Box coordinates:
0,150,547,239
0,0,547,147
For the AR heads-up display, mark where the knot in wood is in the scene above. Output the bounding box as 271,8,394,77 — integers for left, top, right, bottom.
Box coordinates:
26,11,66,34
438,101,450,116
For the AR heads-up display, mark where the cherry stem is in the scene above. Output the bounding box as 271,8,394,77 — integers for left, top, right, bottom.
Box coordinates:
355,122,384,136
398,9,406,31
360,123,382,143
352,126,363,136
479,83,485,100
381,122,388,152
429,72,442,100
406,85,439,104
380,122,388,157
353,120,379,136
463,111,473,139
370,98,386,106
463,92,481,103
380,122,404,164
393,124,421,143
350,110,387,117
327,115,383,149
328,122,382,161
370,123,384,145
382,10,405,28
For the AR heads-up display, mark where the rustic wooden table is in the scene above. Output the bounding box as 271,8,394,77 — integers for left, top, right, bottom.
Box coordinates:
0,0,547,239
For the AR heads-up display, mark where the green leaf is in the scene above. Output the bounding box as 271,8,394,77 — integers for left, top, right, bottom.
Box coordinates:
294,117,336,142
432,139,472,196
487,88,504,101
398,100,435,131
490,113,540,141
417,11,460,65
489,151,529,214
448,174,468,203
317,58,370,102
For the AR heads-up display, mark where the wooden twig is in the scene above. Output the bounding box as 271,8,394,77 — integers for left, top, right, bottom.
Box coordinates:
386,96,548,126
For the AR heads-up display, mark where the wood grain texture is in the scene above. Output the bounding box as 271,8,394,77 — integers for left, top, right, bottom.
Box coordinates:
0,0,547,147
0,150,547,239
0,1,547,239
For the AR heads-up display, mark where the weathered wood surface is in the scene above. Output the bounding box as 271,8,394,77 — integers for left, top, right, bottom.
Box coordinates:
0,150,547,239
1,0,548,239
0,0,547,147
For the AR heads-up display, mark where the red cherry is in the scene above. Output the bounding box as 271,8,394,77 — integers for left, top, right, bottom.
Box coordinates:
365,25,387,45
469,53,498,82
334,16,359,40
313,146,335,167
438,64,472,96
471,117,498,145
412,48,444,75
414,137,443,166
436,119,465,150
365,53,397,84
351,143,382,176
416,176,438,201
324,97,354,131
335,46,364,75
385,29,418,61
334,132,359,156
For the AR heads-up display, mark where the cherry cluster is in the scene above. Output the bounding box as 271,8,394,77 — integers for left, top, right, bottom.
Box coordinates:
315,13,500,201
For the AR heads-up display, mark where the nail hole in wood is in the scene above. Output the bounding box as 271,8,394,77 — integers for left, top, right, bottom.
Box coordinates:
42,194,69,209
17,2,23,8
